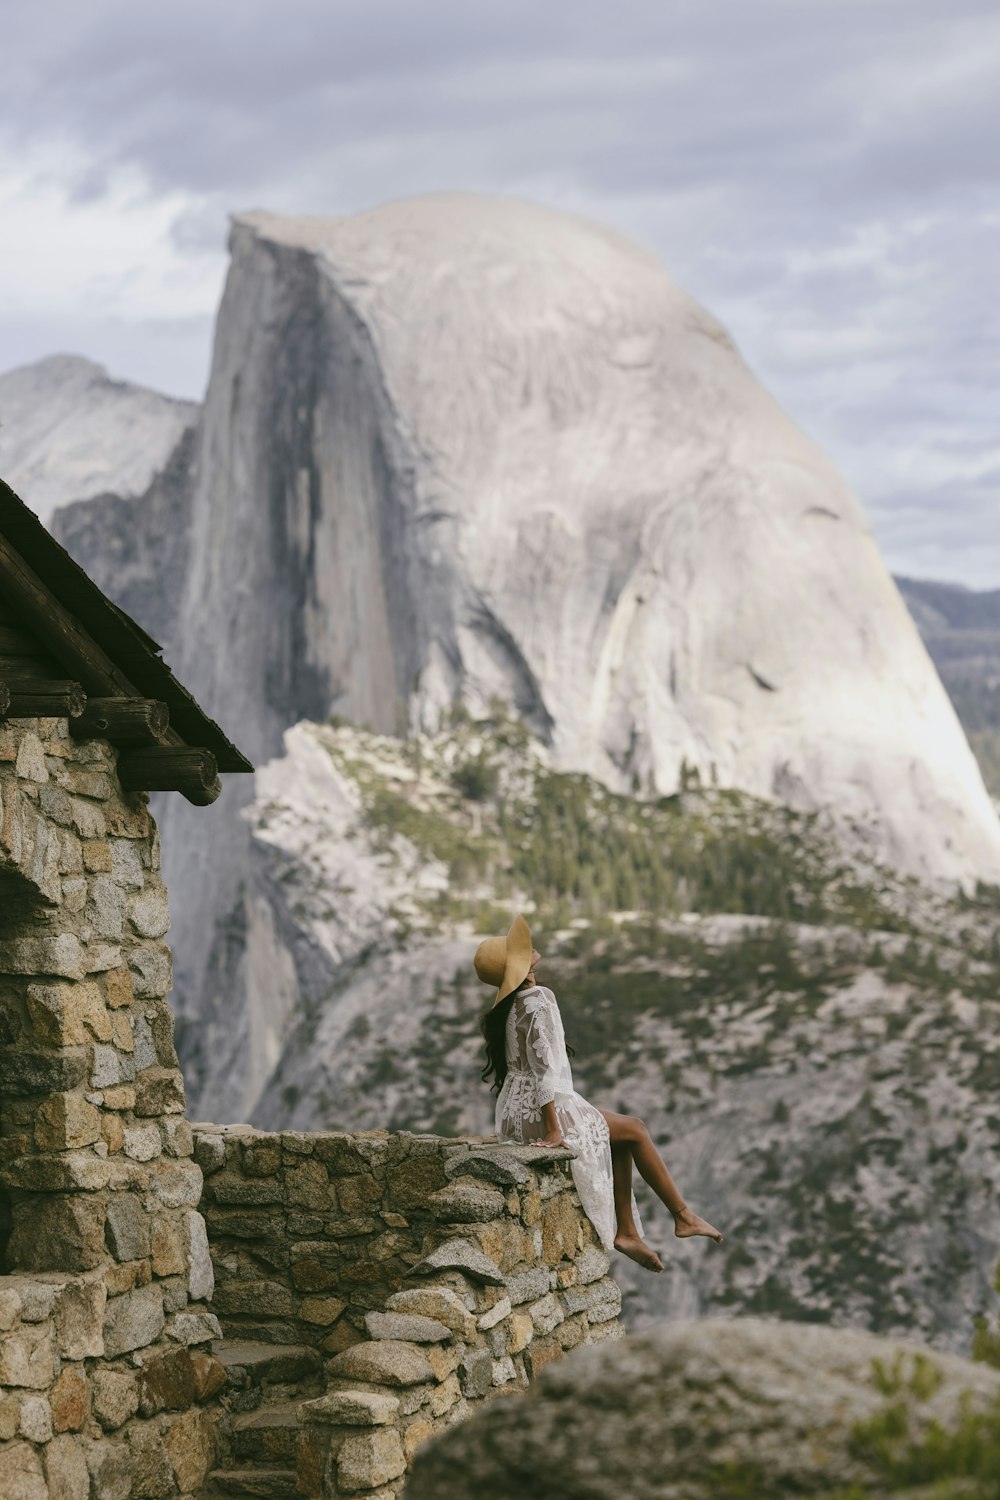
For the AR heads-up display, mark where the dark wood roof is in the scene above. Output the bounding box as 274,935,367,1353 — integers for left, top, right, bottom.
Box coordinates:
0,476,252,773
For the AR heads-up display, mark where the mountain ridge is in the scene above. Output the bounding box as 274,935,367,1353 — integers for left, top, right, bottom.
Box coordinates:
229,709,1000,1353
0,352,197,523
4,193,999,1144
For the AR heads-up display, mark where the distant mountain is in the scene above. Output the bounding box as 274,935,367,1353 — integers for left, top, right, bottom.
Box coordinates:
4,205,1000,1363
896,576,1000,639
0,355,199,660
895,575,1000,798
0,354,196,522
7,195,1000,1134
124,197,1000,1128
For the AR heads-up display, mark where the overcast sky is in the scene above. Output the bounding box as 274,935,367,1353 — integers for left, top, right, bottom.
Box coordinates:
2,0,998,586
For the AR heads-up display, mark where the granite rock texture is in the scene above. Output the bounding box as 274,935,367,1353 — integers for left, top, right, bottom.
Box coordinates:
0,355,196,523
202,718,1000,1361
403,1315,1000,1499
60,192,991,1122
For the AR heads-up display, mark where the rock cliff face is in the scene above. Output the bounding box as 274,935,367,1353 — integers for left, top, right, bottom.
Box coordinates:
12,196,1000,1133
0,355,199,663
48,428,197,662
0,354,196,523
230,717,1000,1357
169,196,1000,876
110,192,996,1129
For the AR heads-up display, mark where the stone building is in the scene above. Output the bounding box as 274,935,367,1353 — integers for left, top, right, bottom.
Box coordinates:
0,477,626,1500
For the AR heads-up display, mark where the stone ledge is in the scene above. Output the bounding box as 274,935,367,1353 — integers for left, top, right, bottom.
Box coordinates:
190,1123,627,1497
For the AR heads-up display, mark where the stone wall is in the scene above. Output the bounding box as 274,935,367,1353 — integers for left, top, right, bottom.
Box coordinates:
0,710,628,1500
194,1124,626,1497
0,715,224,1500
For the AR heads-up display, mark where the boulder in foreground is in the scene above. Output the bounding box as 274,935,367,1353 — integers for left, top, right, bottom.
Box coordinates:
402,1314,1000,1498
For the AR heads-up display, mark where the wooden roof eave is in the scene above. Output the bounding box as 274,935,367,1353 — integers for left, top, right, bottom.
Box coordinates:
0,477,252,774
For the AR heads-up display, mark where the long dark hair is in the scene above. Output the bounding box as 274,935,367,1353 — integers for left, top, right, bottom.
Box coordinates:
480,976,575,1094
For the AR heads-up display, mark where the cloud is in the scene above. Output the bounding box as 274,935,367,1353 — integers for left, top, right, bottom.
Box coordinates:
0,0,997,583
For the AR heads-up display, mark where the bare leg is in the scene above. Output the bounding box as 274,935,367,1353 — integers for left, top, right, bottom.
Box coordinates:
599,1109,724,1244
609,1140,664,1272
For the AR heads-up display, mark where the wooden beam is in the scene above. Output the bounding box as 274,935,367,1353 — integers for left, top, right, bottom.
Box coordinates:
69,696,170,746
0,624,46,653
0,679,86,718
0,532,189,753
0,533,143,695
180,775,222,807
0,625,65,679
0,657,65,683
117,745,221,805
0,681,8,717
0,534,234,798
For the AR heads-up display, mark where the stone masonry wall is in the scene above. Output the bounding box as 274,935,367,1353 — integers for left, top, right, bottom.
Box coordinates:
194,1123,625,1497
0,709,629,1500
0,716,224,1500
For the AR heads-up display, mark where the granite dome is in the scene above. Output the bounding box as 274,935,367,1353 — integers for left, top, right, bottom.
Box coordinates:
167,192,1000,888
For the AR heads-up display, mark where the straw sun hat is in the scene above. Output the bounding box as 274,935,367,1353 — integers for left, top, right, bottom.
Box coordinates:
474,913,534,1010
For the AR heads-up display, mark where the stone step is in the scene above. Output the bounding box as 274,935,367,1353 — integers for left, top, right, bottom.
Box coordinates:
202,1467,300,1499
232,1402,302,1464
212,1340,322,1391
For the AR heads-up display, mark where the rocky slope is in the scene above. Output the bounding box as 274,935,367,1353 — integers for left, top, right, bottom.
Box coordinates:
217,709,1000,1358
126,194,1000,1134
0,354,199,662
0,353,197,522
403,1315,1000,1498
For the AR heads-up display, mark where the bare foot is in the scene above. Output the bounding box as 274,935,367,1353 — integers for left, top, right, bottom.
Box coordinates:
673,1207,723,1243
614,1231,665,1272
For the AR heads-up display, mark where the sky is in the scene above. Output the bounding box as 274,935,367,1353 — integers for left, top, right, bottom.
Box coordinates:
1,0,998,587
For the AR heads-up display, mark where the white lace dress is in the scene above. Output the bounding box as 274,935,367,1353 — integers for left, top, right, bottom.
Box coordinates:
494,984,644,1253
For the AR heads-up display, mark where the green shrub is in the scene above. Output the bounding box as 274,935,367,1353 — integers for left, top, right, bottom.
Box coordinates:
840,1352,1000,1496
451,754,500,802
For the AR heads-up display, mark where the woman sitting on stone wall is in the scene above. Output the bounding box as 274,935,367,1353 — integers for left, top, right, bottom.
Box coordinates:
476,913,724,1272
